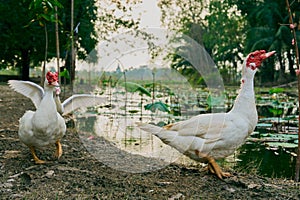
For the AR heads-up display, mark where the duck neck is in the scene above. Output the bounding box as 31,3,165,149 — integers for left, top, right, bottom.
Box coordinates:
230,76,256,114
36,86,57,115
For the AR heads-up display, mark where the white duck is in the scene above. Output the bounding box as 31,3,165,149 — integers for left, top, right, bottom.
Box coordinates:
9,71,106,164
137,50,275,179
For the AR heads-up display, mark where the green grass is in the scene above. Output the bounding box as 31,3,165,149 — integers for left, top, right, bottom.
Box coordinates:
0,69,19,75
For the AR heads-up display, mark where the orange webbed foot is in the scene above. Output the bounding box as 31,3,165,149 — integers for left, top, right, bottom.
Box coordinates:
195,150,231,180
207,158,231,179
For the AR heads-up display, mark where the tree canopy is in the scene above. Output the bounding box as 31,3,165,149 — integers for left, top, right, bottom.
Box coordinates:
0,0,140,80
158,0,300,85
228,0,298,83
2,0,300,85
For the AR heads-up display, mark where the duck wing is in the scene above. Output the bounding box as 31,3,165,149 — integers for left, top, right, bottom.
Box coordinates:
164,113,228,139
61,94,107,116
8,80,44,109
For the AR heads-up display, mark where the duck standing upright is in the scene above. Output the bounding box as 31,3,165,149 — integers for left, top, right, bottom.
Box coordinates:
137,50,275,179
9,72,65,164
9,72,107,164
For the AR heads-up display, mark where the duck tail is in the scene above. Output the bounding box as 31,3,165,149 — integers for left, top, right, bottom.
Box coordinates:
136,122,180,144
136,122,163,135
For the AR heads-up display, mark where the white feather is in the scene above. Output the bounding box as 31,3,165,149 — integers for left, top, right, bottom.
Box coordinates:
11,80,66,150
137,50,274,164
8,80,44,109
61,94,107,116
8,78,106,162
8,80,107,116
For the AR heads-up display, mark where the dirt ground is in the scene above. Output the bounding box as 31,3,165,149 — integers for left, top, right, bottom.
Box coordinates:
0,83,300,200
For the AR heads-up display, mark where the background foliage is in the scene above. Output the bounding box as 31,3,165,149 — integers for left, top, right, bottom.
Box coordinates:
158,0,300,86
1,0,300,86
0,0,140,80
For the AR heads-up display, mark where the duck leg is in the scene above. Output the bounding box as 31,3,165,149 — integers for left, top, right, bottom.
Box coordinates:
54,140,62,159
195,150,230,179
207,157,231,179
29,146,46,164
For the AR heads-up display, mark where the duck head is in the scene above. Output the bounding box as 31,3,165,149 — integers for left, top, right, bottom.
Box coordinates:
45,71,59,87
242,50,275,80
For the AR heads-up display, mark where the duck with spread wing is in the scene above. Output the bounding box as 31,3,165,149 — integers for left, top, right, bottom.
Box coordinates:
9,71,106,164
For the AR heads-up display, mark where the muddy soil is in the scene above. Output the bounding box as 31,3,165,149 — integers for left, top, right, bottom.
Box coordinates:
0,83,299,199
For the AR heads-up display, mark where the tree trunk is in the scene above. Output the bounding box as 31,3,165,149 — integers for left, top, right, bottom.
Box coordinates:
21,49,30,81
41,24,48,85
70,0,74,91
286,0,300,182
55,6,60,81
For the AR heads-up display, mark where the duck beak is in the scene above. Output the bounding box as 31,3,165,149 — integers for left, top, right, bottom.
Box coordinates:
261,51,276,60
51,81,59,87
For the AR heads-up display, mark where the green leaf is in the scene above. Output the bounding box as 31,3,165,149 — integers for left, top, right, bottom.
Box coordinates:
120,82,151,97
265,142,298,148
144,101,170,113
59,69,70,79
38,21,45,27
260,133,298,140
269,88,284,94
268,107,283,116
40,13,51,21
46,1,53,9
128,110,139,114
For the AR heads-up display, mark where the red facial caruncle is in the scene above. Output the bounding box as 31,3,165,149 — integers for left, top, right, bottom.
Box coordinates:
46,71,59,85
246,50,275,70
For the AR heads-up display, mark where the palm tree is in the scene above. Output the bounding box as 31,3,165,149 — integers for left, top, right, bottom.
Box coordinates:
241,0,296,83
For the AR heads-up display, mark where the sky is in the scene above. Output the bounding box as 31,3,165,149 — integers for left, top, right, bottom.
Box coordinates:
52,0,217,75
134,0,162,28
45,1,163,72
77,0,164,72
76,1,218,75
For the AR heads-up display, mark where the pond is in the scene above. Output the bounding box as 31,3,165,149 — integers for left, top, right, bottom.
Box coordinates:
74,113,297,178
72,75,299,178
74,100,298,178
235,140,296,178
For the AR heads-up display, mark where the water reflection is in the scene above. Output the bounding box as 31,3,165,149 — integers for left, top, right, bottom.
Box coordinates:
75,114,188,173
235,141,296,178
76,114,297,177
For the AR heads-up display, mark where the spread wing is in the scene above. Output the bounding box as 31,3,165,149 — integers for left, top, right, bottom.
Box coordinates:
61,94,107,116
8,80,44,109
